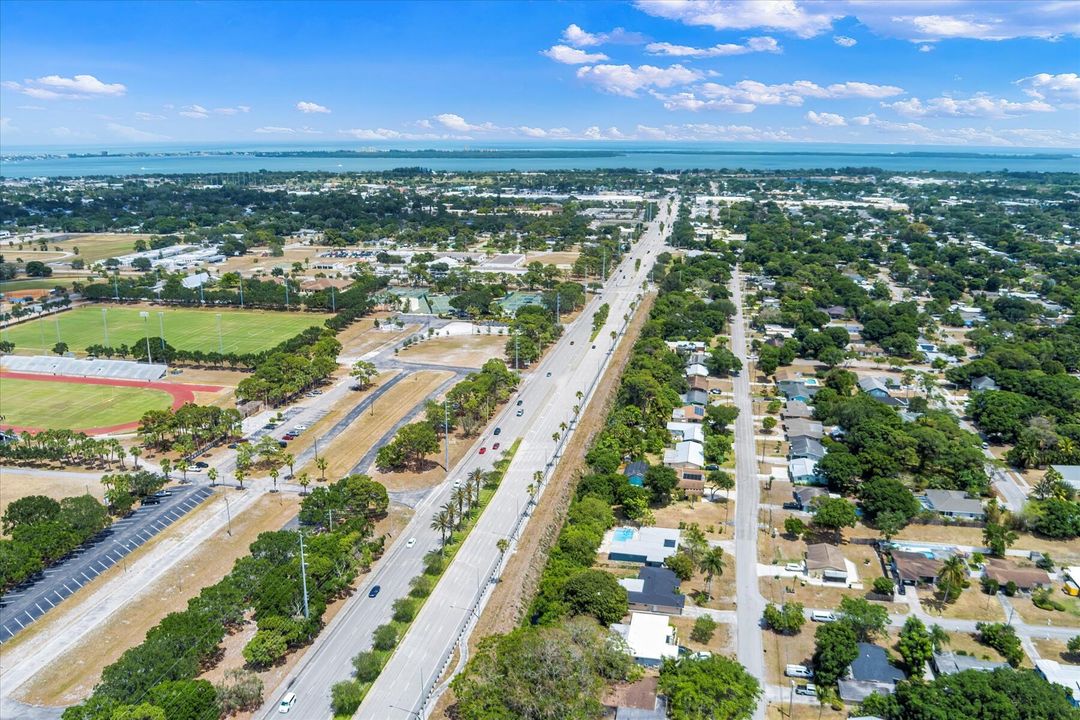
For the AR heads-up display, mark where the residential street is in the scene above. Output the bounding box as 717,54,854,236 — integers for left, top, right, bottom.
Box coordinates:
729,266,767,720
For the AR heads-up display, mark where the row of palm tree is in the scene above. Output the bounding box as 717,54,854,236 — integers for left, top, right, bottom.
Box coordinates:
0,429,127,468
430,468,486,549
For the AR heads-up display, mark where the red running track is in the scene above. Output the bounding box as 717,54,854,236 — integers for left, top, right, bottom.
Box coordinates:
0,371,225,435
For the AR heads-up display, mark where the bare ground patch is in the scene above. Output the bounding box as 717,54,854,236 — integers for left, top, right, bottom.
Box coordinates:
397,334,508,369
0,470,105,517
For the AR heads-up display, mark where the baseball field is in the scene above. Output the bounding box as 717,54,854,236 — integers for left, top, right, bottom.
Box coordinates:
0,376,173,431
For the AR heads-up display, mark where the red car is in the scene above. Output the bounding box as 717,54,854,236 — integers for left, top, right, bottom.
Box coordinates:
492,442,500,450
479,447,487,455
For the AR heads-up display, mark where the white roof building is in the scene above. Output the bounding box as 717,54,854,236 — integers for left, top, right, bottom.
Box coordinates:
667,421,705,444
664,441,705,468
1035,659,1080,706
611,612,680,667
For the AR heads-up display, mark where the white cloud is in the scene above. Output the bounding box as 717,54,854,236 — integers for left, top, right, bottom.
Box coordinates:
884,94,1055,118
135,111,166,120
213,106,250,115
851,114,874,125
16,105,45,111
576,63,702,97
339,127,439,140
2,74,126,100
297,100,331,114
0,117,14,133
651,90,756,113
806,110,847,126
255,126,297,134
561,24,646,47
541,45,610,64
646,35,780,57
1017,73,1080,102
107,123,169,142
833,35,857,47
635,0,839,38
698,79,904,107
433,113,500,132
180,104,209,119
918,45,934,52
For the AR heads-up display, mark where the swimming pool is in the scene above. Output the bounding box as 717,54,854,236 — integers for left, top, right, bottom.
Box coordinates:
613,528,635,542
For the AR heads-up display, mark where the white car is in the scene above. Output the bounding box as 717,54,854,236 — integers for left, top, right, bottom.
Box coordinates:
293,424,307,431
278,692,297,713
406,537,416,548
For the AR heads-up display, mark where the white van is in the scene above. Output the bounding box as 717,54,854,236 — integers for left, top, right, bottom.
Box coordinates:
785,664,814,678
278,692,297,713
811,610,838,623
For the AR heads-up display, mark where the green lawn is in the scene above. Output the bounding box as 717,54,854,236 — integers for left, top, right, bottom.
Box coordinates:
0,376,173,429
47,234,141,263
1,306,330,356
0,279,75,294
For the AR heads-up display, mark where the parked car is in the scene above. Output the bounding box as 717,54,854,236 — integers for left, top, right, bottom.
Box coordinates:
785,665,814,678
546,371,552,377
278,440,288,448
283,433,297,440
811,611,837,623
784,563,804,573
368,585,381,598
795,684,817,697
193,461,209,469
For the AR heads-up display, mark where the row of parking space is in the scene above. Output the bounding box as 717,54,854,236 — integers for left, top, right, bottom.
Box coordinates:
0,486,212,643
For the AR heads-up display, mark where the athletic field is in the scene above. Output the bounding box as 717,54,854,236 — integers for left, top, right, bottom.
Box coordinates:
2,306,330,356
0,376,173,432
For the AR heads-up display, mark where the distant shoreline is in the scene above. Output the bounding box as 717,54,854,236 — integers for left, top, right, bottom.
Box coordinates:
2,147,1075,163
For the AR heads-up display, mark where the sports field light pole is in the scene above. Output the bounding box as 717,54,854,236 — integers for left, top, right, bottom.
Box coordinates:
101,308,109,345
215,313,224,354
238,273,244,308
54,315,62,344
157,312,166,352
139,311,153,364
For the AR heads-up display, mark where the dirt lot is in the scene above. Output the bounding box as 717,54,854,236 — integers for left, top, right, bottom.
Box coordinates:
671,614,733,655
766,704,847,720
917,587,1005,621
397,334,508,368
651,495,733,537
163,367,247,387
1034,637,1077,663
298,370,453,480
370,426,485,493
526,251,580,267
338,315,419,357
0,470,105,518
941,629,1014,665
1008,593,1080,628
214,246,327,276
762,626,822,686
17,492,300,706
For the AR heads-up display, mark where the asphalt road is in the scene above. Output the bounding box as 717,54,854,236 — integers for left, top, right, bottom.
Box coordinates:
0,484,212,643
252,202,673,719
730,266,767,720
354,203,674,720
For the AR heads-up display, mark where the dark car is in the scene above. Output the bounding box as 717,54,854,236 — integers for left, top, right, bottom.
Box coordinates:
493,427,501,436
278,440,288,448
516,399,523,406
368,585,381,598
194,461,209,469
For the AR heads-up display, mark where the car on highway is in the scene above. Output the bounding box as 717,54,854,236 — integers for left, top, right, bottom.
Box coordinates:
406,537,416,548
278,692,297,713
570,340,575,345
479,447,487,455
591,344,596,349
493,427,501,435
516,409,524,416
516,399,523,406
368,585,381,598
546,371,552,377
492,442,500,450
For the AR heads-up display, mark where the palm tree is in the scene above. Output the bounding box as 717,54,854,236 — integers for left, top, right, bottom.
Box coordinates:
440,501,457,532
929,624,950,652
207,467,219,487
576,390,584,404
431,510,452,549
282,452,295,479
130,446,142,470
936,556,968,603
452,485,468,522
316,456,328,481
234,468,246,490
176,458,189,484
160,457,171,480
700,547,726,599
270,467,280,493
298,472,311,496
468,468,484,495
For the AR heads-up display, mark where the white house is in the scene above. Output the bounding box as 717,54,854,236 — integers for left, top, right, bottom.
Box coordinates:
611,612,680,668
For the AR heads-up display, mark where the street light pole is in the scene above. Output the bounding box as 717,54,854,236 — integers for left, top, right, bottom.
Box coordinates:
444,398,450,475
216,313,224,354
299,532,310,619
140,311,153,364
102,307,109,345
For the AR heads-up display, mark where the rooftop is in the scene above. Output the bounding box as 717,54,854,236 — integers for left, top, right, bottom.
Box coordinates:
806,543,846,572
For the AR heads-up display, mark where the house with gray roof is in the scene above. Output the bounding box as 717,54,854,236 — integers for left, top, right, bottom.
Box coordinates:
920,489,986,521
971,375,999,392
933,651,1008,676
783,418,824,439
839,643,906,703
783,400,813,419
1050,465,1080,493
624,461,648,487
789,435,826,461
608,526,681,566
858,376,892,398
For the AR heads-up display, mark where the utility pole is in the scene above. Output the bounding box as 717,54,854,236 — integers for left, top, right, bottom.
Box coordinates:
157,312,165,351
54,315,61,343
443,398,450,475
602,248,607,281
113,273,119,301
514,330,519,370
216,313,224,354
238,273,244,308
330,286,336,312
555,292,560,322
102,307,109,345
284,278,290,309
199,283,205,305
140,311,153,364
224,495,232,535
299,532,310,619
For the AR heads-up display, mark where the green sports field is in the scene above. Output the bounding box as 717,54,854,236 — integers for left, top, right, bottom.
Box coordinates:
0,376,173,430
1,306,331,356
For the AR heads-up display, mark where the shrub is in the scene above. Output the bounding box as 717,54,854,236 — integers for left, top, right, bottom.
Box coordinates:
1004,580,1018,597
392,597,418,623
872,576,895,597
981,576,1000,595
372,623,397,651
352,650,383,683
690,615,717,644
242,629,288,669
331,680,364,715
409,574,434,598
215,668,264,714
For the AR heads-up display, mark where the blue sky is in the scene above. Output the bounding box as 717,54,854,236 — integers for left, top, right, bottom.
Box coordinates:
1,0,1078,148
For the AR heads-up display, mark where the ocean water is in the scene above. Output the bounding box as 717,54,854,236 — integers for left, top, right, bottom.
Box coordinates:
1,141,1078,177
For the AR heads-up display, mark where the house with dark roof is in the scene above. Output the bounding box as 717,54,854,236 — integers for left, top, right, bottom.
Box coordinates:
838,643,907,703
682,388,709,407
618,566,685,615
984,558,1051,593
605,677,668,720
792,486,828,511
624,461,648,487
891,550,944,587
789,435,826,462
777,378,821,402
824,305,847,319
